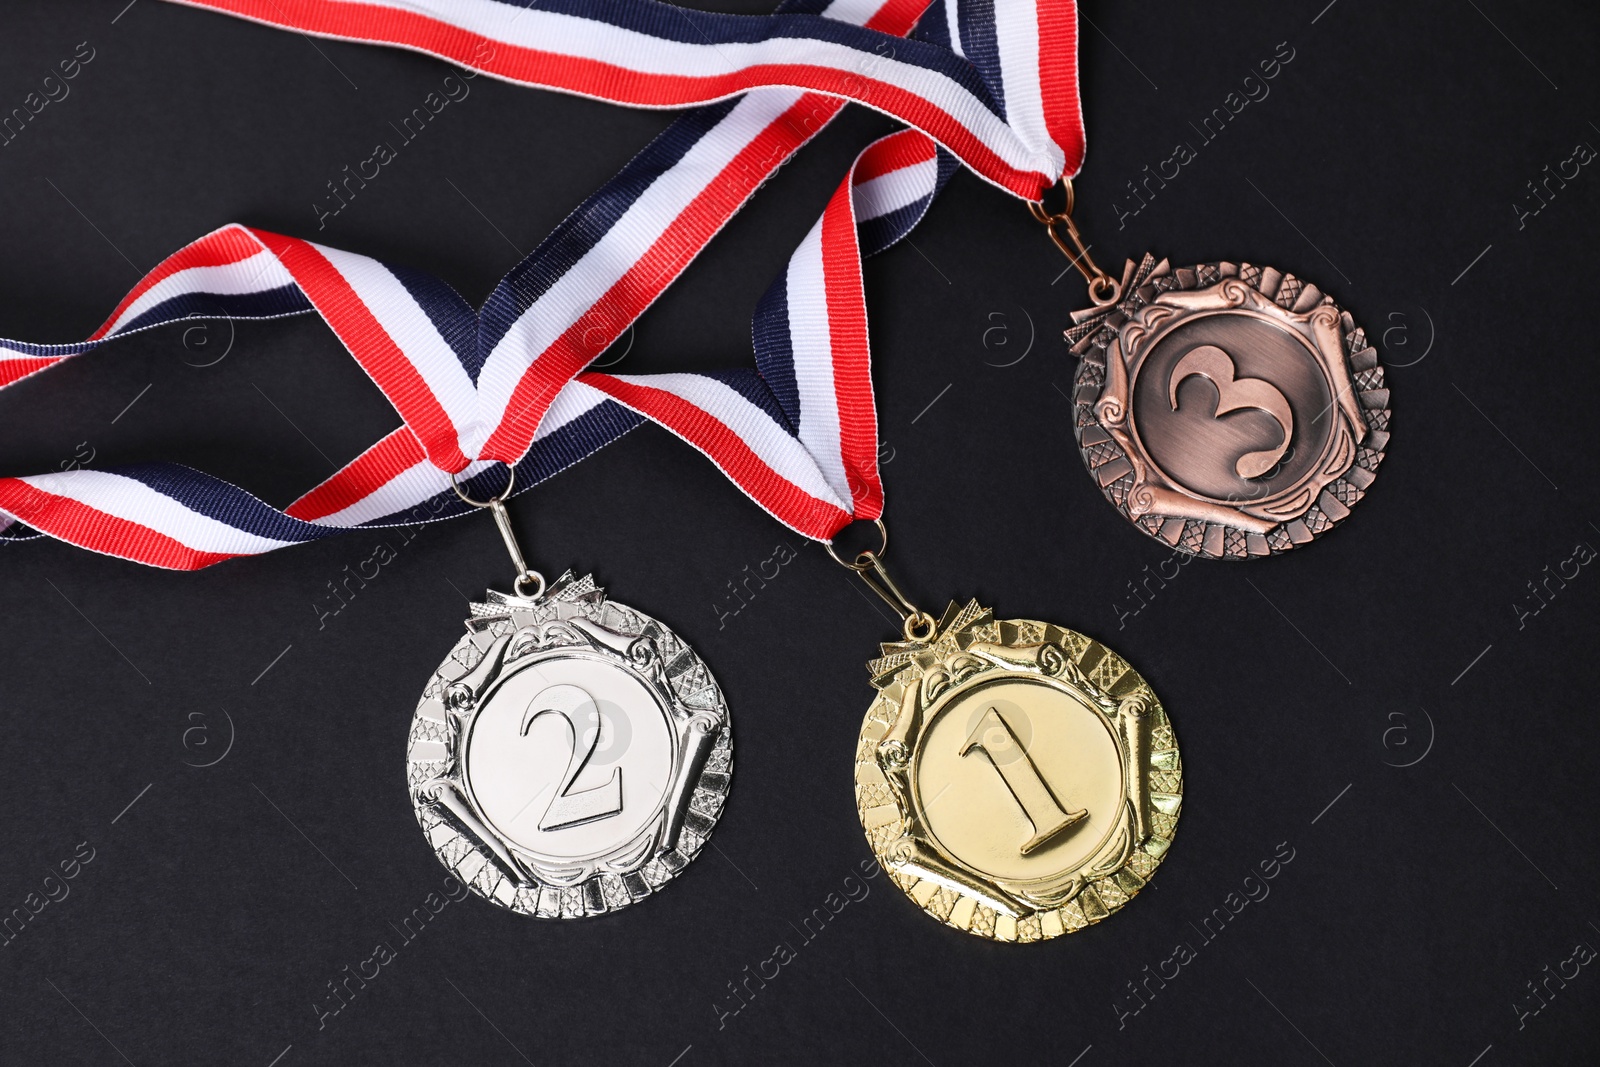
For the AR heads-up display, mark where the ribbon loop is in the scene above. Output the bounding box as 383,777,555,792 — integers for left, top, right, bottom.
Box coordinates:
162,0,1081,198
0,0,1060,567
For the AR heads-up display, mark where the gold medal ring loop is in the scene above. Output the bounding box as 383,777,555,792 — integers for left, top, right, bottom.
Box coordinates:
825,519,937,642
1028,177,1121,308
899,610,938,643
823,517,889,571
449,463,546,600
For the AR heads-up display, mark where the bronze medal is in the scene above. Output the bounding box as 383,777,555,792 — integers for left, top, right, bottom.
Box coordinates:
1033,186,1389,558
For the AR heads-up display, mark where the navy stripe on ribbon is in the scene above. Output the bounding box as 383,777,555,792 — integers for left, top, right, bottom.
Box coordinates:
954,0,1006,118
387,264,480,379
858,196,934,258
914,0,952,50
113,463,337,543
702,368,796,434
475,98,741,367
0,339,95,358
751,269,801,430
113,286,315,337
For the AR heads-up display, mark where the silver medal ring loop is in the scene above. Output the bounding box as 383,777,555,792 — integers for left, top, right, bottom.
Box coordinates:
513,570,546,599
449,462,546,600
449,462,516,509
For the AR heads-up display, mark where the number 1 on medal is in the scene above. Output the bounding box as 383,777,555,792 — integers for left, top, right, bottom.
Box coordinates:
960,706,1086,855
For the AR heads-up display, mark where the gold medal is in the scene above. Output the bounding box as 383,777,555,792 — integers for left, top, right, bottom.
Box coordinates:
832,525,1181,942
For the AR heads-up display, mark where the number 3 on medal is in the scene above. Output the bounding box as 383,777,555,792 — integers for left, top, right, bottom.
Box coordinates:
960,707,1086,855
523,685,624,831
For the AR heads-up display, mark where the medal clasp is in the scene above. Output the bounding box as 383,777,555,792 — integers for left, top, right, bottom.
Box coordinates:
1029,178,1121,307
825,519,937,642
451,463,546,600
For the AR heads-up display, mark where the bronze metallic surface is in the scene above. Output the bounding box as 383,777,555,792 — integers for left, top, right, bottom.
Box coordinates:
855,601,1181,942
1067,256,1390,558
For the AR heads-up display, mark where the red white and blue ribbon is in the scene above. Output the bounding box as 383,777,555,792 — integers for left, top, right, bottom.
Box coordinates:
0,0,1072,566
161,0,1082,200
583,128,952,540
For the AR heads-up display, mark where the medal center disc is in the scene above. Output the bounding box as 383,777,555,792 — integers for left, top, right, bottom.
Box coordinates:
1131,311,1333,501
914,677,1124,884
464,653,674,862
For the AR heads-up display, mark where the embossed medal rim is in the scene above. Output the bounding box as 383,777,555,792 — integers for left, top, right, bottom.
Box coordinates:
407,574,732,919
1070,257,1391,559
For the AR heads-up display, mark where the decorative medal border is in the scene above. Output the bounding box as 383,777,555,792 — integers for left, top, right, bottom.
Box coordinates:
408,573,732,917
1068,256,1390,558
855,601,1182,942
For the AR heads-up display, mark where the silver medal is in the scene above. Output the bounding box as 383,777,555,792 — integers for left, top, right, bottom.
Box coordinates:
407,572,731,916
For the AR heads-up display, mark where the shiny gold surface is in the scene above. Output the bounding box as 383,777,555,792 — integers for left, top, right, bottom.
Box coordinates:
855,602,1181,942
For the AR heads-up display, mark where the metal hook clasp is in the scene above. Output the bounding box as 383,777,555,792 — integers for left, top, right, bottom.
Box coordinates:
451,464,546,600
824,519,937,643
1028,177,1121,307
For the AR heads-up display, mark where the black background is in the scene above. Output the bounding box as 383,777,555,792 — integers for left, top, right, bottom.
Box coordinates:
1,1,1597,1064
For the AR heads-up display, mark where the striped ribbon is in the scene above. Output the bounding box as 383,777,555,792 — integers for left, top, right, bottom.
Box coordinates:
583,129,952,540
0,0,1070,566
162,0,1082,199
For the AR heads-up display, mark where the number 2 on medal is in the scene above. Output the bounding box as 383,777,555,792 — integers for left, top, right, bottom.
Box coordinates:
524,685,624,831
960,706,1086,855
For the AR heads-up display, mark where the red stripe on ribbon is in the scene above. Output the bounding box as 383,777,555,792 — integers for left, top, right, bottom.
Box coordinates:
90,224,266,340
166,0,1053,198
250,230,470,472
1035,0,1084,179
0,478,235,569
0,357,65,389
579,374,854,539
286,425,428,521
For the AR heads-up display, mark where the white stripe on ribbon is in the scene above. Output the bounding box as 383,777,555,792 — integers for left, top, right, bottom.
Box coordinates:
991,0,1048,154
21,469,301,555
476,89,805,434
853,155,939,221
783,221,852,508
536,378,617,440
103,250,295,338
608,372,849,511
314,243,484,451
820,0,888,26
306,457,453,529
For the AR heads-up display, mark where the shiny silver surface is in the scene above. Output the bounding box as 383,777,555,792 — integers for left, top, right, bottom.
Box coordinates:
407,572,731,918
